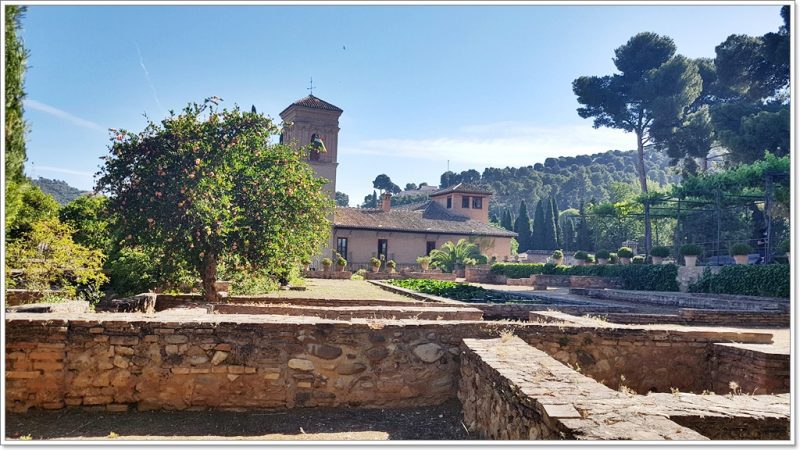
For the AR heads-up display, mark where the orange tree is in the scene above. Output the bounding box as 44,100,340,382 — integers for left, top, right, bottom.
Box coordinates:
96,98,332,300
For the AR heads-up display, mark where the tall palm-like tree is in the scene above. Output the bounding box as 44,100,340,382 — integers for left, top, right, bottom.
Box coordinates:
429,239,486,273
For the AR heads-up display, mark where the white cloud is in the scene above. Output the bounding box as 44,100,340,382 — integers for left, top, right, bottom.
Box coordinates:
25,99,104,131
345,122,635,167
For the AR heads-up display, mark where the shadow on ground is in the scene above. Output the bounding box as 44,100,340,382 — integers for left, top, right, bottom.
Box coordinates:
6,400,472,441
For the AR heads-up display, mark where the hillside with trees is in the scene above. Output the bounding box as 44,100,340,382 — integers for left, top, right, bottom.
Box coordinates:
31,177,88,205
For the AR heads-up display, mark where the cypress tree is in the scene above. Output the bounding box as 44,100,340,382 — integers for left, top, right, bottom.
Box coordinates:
550,196,562,248
563,218,576,252
576,200,593,251
542,198,558,250
514,201,532,253
500,209,514,231
531,200,546,250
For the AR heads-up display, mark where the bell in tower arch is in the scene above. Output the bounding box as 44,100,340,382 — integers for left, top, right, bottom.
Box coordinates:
309,133,327,161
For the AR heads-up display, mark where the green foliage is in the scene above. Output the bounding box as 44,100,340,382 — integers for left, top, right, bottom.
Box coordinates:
552,249,564,260
510,237,519,256
490,262,679,291
386,260,396,269
335,191,349,207
631,255,645,264
5,181,60,240
390,193,429,207
651,246,671,258
429,239,483,273
369,257,381,268
729,243,752,256
617,247,634,258
690,265,789,298
778,238,790,253
573,250,589,261
609,253,619,264
361,190,378,208
32,177,87,205
321,258,332,267
95,99,333,300
416,256,431,265
372,174,400,194
388,279,524,303
514,201,533,252
5,219,107,301
336,255,347,267
105,247,160,296
5,5,28,184
59,194,111,252
595,249,611,260
500,209,514,231
680,244,703,256
530,200,546,250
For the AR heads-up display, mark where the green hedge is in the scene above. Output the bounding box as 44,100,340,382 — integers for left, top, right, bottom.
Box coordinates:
689,265,789,298
490,262,679,291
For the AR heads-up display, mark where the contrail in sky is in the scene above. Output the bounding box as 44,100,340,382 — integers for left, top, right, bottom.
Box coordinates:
135,42,166,114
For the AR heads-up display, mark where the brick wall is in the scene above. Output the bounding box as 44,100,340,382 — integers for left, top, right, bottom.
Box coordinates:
711,344,789,395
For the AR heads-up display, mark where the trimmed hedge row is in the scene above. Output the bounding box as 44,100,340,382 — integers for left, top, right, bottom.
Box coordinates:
689,264,790,298
490,262,679,292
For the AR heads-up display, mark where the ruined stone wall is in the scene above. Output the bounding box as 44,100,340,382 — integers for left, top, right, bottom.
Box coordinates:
711,344,790,395
6,316,775,413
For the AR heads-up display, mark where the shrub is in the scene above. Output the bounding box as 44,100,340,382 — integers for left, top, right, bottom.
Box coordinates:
336,256,347,266
690,265,789,298
417,256,431,265
778,238,790,253
617,247,634,258
729,243,752,256
609,252,619,264
369,257,382,268
300,257,312,266
321,258,332,268
351,269,367,280
490,262,679,291
573,250,589,261
680,244,702,256
585,254,595,263
632,255,645,264
552,249,564,260
430,239,482,272
105,247,160,297
388,279,525,303
651,246,671,258
387,260,396,268
595,249,610,260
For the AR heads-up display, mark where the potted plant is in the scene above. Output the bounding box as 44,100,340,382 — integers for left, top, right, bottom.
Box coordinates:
417,256,431,271
552,249,564,265
321,258,333,272
631,255,645,264
609,252,619,264
650,246,670,265
387,260,397,273
595,249,610,265
617,247,634,264
336,255,348,272
730,243,752,265
585,254,596,265
680,244,702,267
369,257,382,273
300,257,312,271
573,250,589,266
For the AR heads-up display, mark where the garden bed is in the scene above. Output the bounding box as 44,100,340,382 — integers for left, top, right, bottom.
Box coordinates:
387,279,540,304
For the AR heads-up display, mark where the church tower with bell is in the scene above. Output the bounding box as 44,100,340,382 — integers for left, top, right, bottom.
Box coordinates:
279,90,342,196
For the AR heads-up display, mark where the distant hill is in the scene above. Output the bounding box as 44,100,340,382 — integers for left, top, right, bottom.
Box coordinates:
437,149,679,216
31,177,88,205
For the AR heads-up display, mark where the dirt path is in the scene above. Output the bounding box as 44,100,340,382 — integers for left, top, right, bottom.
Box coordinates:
6,400,472,441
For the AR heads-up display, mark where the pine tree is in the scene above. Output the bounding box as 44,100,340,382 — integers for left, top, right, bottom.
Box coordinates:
500,209,514,231
531,200,546,250
513,201,532,252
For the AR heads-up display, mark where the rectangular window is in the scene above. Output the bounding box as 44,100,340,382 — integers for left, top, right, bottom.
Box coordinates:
472,197,483,209
446,196,452,209
426,241,436,255
336,237,348,259
377,239,388,261
462,196,470,208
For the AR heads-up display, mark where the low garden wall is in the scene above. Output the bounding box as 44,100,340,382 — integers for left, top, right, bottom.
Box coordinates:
5,314,777,414
711,343,790,395
590,309,789,328
5,289,65,307
301,271,353,280
209,304,483,321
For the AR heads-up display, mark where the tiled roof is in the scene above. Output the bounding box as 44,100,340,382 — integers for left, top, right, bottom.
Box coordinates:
334,201,516,238
430,183,493,197
280,95,343,115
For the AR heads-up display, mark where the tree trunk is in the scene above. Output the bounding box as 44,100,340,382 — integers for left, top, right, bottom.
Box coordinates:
636,131,652,255
201,251,219,302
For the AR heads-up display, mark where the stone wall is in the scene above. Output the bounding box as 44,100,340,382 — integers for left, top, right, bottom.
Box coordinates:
677,266,721,292
711,343,790,395
209,304,483,321
592,309,789,328
572,288,789,312
458,337,707,440
302,270,353,280
5,289,64,306
464,265,494,283
7,314,779,414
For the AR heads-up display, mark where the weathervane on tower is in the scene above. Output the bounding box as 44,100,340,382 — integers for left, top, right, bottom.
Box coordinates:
307,77,316,96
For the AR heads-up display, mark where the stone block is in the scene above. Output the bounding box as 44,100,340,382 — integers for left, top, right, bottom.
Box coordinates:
288,359,314,371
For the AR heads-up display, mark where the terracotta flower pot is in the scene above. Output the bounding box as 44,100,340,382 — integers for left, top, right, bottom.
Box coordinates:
733,255,749,265
620,257,631,265
370,265,380,273
683,255,697,267
553,258,563,266
420,263,429,271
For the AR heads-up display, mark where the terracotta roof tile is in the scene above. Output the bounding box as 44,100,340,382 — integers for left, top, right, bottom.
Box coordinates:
280,95,343,115
430,182,493,197
334,202,516,238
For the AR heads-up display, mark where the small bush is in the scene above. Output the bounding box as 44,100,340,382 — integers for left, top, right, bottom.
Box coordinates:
632,255,645,264
651,246,670,258
387,260,397,268
595,249,610,260
321,258,332,267
617,247,634,258
336,256,347,266
388,279,525,303
490,262,679,291
416,256,431,265
552,249,564,260
778,238,790,253
609,252,619,264
690,265,789,298
729,243,752,256
369,257,382,268
585,254,595,263
573,250,589,261
680,244,702,256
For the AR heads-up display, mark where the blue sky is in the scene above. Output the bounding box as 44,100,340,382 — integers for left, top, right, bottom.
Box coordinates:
19,3,786,204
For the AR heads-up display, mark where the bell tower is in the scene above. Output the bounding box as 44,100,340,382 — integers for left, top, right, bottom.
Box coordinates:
279,94,342,195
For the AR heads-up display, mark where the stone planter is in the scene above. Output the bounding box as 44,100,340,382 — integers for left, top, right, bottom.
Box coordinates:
370,265,380,273
620,257,631,265
388,267,396,274
553,258,563,266
683,255,697,267
652,256,663,265
733,255,749,265
213,280,232,293
323,265,332,273
455,268,466,278
336,264,346,272
597,258,608,265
